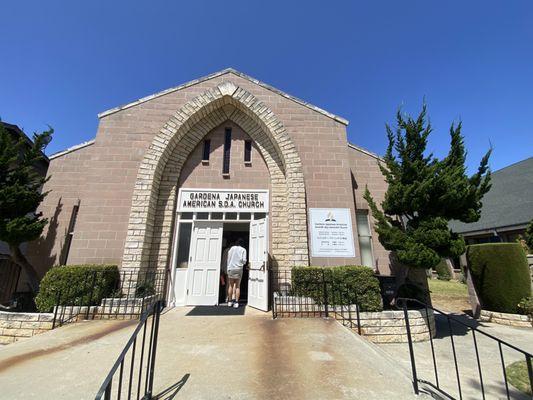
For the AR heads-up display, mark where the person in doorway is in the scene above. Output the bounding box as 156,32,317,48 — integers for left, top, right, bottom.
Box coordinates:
220,239,231,303
226,238,247,308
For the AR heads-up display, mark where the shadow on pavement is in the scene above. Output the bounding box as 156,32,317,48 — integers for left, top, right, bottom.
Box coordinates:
186,305,246,316
153,373,190,400
433,313,486,338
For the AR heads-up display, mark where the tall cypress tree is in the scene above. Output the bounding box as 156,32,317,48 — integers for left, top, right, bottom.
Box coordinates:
0,123,53,292
364,105,491,272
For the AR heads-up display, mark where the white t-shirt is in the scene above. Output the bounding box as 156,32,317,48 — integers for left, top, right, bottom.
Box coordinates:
227,245,247,271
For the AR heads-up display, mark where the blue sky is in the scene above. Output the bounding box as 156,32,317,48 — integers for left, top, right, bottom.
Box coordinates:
1,1,532,173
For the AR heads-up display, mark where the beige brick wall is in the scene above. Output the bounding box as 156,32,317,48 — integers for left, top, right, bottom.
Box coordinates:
27,143,94,277
178,121,270,191
31,71,393,276
347,146,391,274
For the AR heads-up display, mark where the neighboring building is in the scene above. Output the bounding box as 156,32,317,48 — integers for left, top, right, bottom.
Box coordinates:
0,122,49,302
28,68,391,310
449,157,533,244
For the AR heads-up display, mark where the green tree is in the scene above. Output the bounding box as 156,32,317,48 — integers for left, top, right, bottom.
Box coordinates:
524,220,533,253
364,104,491,273
0,123,53,292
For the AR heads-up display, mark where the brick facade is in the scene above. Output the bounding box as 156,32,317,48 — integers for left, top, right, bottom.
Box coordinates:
30,69,391,279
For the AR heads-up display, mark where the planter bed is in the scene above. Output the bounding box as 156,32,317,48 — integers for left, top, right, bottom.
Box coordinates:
273,294,435,343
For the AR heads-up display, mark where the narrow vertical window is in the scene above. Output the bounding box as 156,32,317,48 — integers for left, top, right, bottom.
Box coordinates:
61,201,80,265
202,139,211,162
244,140,252,164
356,211,374,268
176,223,192,268
222,128,232,175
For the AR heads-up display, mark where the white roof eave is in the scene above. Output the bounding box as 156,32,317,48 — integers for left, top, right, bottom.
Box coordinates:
97,68,349,126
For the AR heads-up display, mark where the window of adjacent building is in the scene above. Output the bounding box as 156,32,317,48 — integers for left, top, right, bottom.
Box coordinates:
202,139,211,162
244,140,252,164
61,201,80,265
176,222,192,268
222,128,232,175
356,211,374,268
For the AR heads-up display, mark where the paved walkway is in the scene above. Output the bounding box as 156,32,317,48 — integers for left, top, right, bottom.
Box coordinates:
377,312,533,400
149,306,424,399
0,306,424,399
0,319,138,399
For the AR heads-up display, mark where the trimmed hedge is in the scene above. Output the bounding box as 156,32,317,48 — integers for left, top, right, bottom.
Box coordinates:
291,265,383,312
466,243,531,314
35,265,120,312
435,259,452,281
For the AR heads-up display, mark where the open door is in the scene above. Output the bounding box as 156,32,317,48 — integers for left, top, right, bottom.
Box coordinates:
248,217,269,311
186,221,223,305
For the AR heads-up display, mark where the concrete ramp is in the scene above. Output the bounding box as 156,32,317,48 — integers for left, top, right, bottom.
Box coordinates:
152,307,423,399
0,307,424,399
0,319,137,399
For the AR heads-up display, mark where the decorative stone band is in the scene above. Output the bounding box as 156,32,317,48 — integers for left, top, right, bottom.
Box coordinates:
273,295,436,343
0,311,54,345
479,310,532,328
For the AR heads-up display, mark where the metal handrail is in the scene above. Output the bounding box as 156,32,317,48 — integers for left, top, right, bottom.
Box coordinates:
94,300,162,400
397,297,533,399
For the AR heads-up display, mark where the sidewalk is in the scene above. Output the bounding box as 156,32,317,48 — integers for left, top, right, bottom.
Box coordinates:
150,306,424,399
0,319,137,399
0,306,425,399
377,312,533,400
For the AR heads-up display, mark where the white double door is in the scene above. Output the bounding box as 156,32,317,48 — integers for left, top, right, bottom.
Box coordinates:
247,217,269,311
185,219,269,310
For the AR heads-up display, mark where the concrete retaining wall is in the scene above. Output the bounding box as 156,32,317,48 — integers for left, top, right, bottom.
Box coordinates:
480,310,532,328
0,311,54,344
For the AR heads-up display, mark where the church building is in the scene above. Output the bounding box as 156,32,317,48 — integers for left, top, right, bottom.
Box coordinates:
29,68,390,311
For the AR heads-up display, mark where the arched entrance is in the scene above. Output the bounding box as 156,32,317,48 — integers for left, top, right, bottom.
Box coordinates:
121,82,309,280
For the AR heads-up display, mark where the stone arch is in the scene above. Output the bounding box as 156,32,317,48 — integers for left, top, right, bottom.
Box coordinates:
122,81,308,273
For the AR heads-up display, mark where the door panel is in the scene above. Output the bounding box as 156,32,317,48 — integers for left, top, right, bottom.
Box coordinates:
186,222,223,305
248,217,269,311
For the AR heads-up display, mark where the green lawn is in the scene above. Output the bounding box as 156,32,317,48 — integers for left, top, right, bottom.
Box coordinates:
428,279,470,313
506,361,532,395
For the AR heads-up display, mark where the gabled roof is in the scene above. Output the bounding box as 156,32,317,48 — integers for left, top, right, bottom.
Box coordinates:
97,68,349,125
347,142,383,161
49,139,95,160
449,157,533,234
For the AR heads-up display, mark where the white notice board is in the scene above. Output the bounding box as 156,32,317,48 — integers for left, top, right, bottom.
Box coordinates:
309,208,355,258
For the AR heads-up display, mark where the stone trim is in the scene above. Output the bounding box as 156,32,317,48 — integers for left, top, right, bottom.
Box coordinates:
49,139,95,159
480,310,532,328
122,82,309,272
97,68,349,125
351,309,435,343
0,311,54,345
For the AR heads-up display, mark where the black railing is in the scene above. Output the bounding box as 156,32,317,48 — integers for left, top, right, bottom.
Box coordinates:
95,300,162,400
271,268,363,334
399,298,533,400
52,269,167,328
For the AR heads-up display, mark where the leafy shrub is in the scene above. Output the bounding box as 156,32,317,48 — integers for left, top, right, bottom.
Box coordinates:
135,280,156,298
35,265,119,312
466,244,531,314
435,259,452,281
525,219,533,253
291,265,383,312
517,297,533,319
